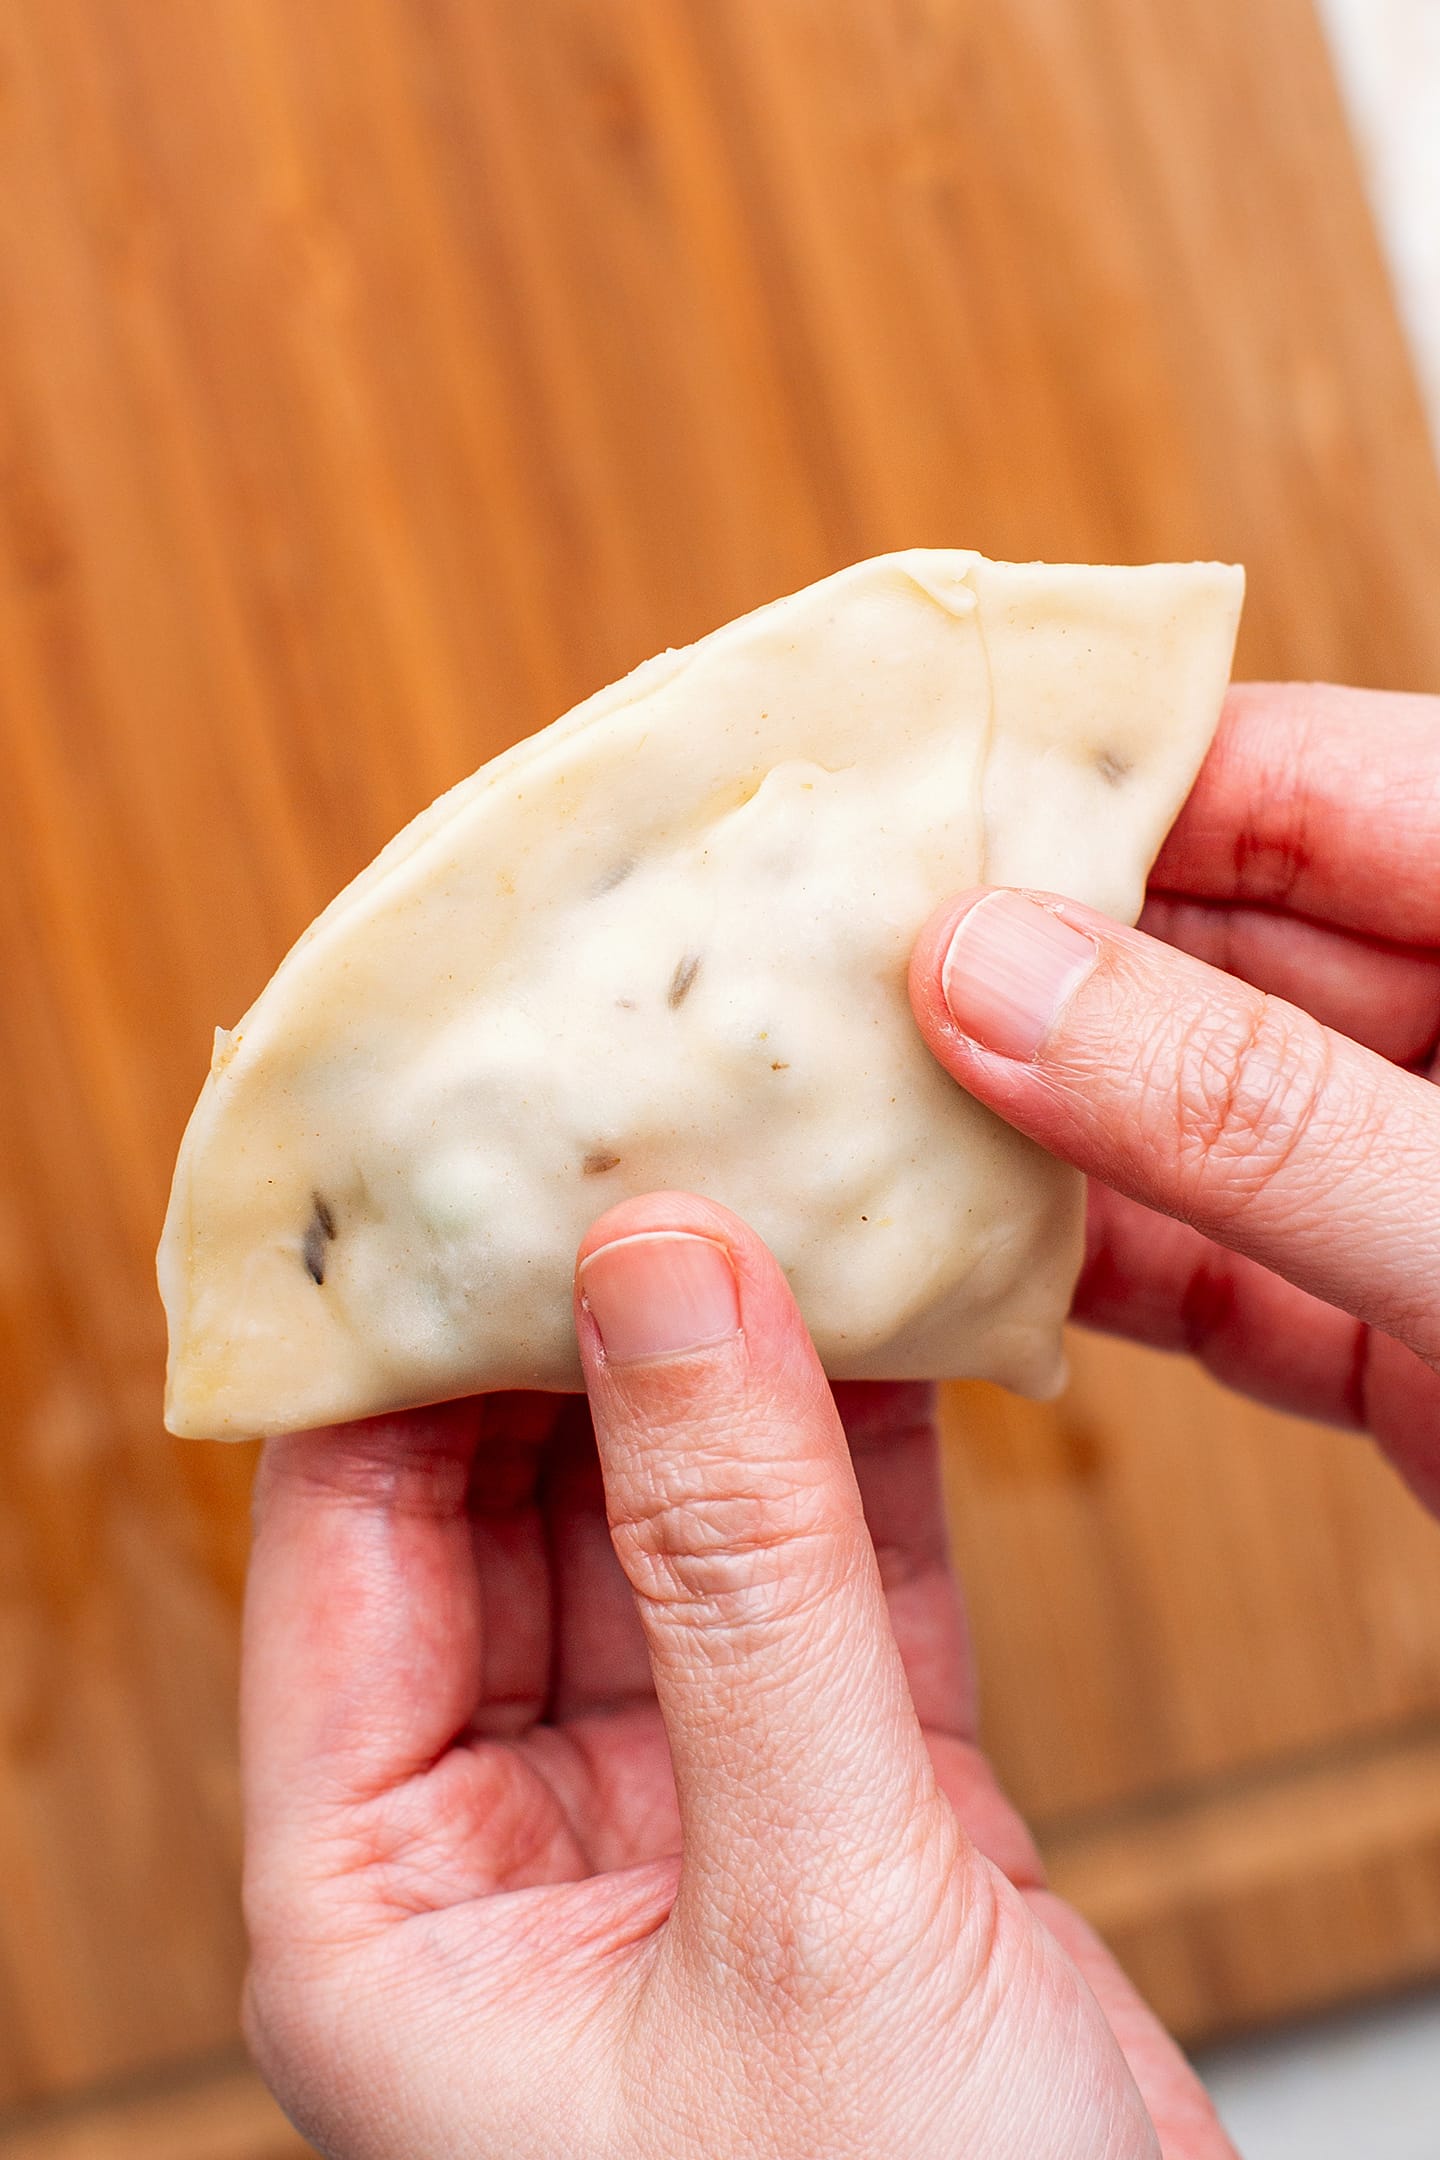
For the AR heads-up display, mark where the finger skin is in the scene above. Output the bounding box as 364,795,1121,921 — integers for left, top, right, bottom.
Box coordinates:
466,1394,557,1738
835,1381,973,1738
1153,682,1440,944
1137,894,1440,1067
244,1400,485,1827
545,1401,657,1719
577,1199,1170,2158
840,1384,1051,1891
574,1193,960,1935
910,893,1440,1364
1079,1185,1440,1510
1078,1184,1372,1430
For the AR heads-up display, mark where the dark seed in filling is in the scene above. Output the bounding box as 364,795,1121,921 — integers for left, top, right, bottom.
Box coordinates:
1095,748,1132,786
583,1151,623,1176
594,858,635,896
303,1193,337,1284
668,952,701,1007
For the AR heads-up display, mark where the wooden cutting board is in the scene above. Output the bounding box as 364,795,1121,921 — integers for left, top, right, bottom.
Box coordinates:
2,0,1439,2146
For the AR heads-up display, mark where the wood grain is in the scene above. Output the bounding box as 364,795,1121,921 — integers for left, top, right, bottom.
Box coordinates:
0,2063,308,2160
1046,1723,1440,2040
1,0,1438,2112
942,1338,1440,1826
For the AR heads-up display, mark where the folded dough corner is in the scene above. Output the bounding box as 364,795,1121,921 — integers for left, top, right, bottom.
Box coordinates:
158,550,1244,1439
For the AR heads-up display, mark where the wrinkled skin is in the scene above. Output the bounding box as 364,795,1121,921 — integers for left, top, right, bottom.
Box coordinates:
244,683,1439,2156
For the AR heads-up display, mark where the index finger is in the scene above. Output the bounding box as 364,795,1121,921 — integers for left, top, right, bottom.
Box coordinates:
242,1403,487,1838
1151,682,1440,945
243,1392,559,1840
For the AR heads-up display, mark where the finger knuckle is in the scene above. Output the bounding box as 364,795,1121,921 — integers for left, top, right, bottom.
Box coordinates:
611,1457,842,1630
1166,992,1330,1224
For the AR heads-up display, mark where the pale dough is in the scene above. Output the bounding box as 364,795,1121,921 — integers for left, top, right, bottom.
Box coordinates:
158,550,1243,1438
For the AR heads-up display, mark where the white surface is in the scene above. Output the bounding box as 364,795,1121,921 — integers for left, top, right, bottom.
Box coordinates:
1317,0,1440,447
1199,1990,1440,2157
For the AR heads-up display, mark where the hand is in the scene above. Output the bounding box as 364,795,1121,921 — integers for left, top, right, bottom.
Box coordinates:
242,1194,1234,2159
910,681,1440,1509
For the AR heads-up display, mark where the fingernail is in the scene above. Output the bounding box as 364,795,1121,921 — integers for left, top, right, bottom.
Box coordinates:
941,892,1098,1060
579,1232,742,1366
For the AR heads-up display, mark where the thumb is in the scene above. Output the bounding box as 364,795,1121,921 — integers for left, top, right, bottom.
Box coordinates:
574,1194,957,1948
910,888,1440,1364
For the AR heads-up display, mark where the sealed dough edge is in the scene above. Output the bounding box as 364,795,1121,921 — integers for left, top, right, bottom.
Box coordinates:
159,549,1244,1439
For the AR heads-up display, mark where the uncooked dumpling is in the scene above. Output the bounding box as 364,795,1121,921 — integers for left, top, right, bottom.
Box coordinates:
159,550,1243,1439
